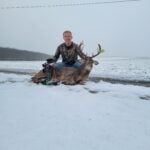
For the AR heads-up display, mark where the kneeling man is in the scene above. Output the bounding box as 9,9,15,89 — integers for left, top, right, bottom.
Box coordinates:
53,30,87,68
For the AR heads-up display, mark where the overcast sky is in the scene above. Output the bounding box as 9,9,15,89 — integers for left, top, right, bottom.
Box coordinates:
0,0,149,57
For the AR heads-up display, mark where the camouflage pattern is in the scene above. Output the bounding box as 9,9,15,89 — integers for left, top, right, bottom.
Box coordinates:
54,42,87,65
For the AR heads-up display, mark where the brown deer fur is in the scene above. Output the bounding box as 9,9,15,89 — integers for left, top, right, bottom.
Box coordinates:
32,44,101,85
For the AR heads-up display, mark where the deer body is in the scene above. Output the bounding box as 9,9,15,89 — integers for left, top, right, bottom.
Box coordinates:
32,43,101,85
55,60,94,84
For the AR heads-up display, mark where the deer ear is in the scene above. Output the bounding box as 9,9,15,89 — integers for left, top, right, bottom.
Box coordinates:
93,60,99,65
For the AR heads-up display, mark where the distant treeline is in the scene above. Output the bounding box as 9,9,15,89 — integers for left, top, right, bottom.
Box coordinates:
0,47,51,61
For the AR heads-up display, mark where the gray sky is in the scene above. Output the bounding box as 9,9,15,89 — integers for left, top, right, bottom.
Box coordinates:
0,0,150,57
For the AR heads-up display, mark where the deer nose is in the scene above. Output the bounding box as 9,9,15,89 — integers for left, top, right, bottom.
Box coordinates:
93,60,99,65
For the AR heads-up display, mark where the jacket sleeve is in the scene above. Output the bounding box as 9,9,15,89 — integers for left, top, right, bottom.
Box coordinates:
76,44,87,60
53,46,60,62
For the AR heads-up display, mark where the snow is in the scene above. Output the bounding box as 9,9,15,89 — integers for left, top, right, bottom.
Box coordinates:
0,57,150,81
0,73,30,83
91,57,150,81
0,57,150,150
0,72,150,150
0,61,43,70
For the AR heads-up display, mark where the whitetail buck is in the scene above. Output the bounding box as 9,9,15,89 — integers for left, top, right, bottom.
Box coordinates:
32,43,102,85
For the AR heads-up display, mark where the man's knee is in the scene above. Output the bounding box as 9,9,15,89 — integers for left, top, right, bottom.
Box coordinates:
73,61,81,68
54,62,65,69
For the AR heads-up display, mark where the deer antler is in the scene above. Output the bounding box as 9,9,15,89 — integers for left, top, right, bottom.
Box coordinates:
91,44,102,58
79,41,89,58
79,41,84,51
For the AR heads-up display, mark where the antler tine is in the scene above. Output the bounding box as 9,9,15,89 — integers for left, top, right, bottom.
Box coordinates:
91,44,102,58
79,41,84,51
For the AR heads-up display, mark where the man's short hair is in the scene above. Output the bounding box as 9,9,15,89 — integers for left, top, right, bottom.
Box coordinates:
63,30,72,36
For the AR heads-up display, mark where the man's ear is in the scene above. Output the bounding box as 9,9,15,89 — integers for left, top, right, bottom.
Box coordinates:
93,60,99,65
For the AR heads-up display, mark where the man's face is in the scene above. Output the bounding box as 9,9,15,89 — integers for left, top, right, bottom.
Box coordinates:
63,32,73,45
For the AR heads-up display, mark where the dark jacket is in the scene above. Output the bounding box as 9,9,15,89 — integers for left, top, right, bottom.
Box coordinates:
54,42,87,65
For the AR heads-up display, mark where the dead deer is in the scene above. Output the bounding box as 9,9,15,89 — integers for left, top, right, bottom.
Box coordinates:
32,43,102,85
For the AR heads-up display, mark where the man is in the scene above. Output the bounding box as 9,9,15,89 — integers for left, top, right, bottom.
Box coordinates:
53,30,87,68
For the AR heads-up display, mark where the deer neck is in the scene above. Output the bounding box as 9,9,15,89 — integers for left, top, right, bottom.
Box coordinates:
79,62,92,76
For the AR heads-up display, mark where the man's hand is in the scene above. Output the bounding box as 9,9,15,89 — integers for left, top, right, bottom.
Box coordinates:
46,58,55,64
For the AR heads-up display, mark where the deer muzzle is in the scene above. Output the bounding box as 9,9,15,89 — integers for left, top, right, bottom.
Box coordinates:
93,60,99,65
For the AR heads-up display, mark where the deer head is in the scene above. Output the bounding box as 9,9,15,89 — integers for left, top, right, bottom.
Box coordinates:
79,43,102,71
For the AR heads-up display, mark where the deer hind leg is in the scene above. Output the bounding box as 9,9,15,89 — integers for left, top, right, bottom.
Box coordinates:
63,80,76,85
32,70,47,83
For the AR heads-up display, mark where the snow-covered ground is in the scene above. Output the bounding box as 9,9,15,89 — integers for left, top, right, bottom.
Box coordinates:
0,57,150,81
0,57,150,150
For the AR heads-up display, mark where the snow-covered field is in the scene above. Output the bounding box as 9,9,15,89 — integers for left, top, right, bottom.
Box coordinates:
0,57,150,81
0,57,150,150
